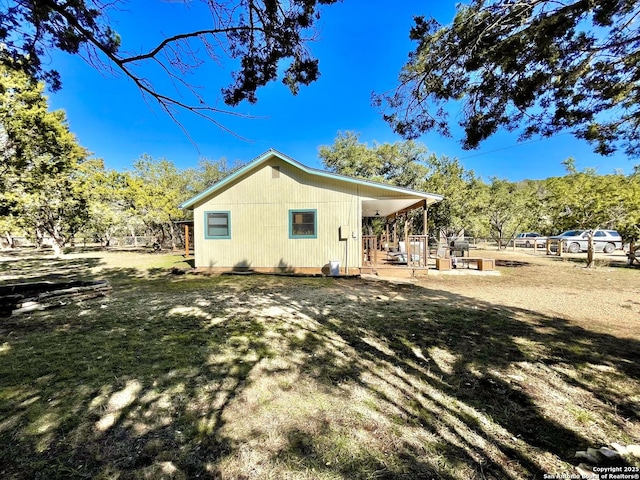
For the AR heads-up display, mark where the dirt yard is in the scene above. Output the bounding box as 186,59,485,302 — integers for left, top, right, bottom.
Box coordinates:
414,249,640,339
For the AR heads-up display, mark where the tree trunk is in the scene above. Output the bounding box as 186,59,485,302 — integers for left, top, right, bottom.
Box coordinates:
51,242,64,257
169,223,178,251
34,228,44,249
4,231,15,249
586,232,595,268
49,224,67,257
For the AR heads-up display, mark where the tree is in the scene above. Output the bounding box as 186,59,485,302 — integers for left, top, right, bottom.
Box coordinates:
0,65,82,208
319,132,429,238
319,131,429,189
185,157,237,197
482,178,534,249
124,155,197,250
1,0,339,134
617,171,640,243
18,161,91,255
80,160,131,247
377,0,640,157
421,155,484,239
0,65,90,255
542,163,639,266
318,132,487,239
0,213,22,249
75,155,232,249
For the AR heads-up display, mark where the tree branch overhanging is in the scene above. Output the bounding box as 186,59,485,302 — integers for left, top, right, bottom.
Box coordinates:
376,0,640,158
0,0,340,138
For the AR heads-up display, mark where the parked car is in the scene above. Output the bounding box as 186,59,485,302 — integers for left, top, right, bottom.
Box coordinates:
514,232,547,248
548,229,623,254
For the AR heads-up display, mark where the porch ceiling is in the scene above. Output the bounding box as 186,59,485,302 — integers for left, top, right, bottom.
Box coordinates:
362,198,424,218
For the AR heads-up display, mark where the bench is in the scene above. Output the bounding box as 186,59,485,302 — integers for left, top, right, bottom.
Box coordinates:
436,257,495,271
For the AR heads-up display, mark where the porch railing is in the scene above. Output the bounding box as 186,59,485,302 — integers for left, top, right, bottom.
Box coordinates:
407,235,428,267
362,235,378,266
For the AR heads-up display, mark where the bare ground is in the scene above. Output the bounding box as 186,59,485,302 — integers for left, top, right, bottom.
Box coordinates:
414,249,640,338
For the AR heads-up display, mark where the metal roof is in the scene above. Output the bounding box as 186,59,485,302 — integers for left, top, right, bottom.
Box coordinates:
180,149,443,210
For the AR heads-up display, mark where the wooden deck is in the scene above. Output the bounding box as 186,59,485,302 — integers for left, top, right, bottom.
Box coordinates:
359,249,497,278
360,250,433,278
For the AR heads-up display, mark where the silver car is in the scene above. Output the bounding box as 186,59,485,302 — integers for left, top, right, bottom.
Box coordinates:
549,229,623,254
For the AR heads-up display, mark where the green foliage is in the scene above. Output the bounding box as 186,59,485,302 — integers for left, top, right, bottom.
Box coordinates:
378,0,640,157
319,131,429,189
421,156,483,237
545,167,640,241
78,155,235,248
1,0,339,130
482,178,536,248
0,67,83,203
80,160,132,246
185,157,238,196
0,64,90,254
318,133,639,248
318,132,483,237
18,163,91,254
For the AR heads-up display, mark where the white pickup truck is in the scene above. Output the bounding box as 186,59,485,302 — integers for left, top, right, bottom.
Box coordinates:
514,232,547,248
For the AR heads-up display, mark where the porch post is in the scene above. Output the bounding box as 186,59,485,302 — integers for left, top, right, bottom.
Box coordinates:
184,224,189,257
393,215,397,245
404,213,409,246
423,200,428,236
385,223,390,251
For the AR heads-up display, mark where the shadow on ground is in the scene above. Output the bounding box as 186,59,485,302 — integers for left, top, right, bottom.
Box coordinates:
0,256,638,479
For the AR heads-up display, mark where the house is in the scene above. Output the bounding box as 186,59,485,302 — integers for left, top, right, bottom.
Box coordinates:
179,149,443,275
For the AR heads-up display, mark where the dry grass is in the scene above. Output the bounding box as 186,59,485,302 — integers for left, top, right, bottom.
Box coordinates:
0,248,639,479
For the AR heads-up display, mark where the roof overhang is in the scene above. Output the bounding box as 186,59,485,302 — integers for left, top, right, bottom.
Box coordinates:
362,198,429,218
180,149,444,210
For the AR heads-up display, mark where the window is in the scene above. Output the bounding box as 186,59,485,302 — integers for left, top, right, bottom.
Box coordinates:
289,209,317,238
205,211,230,239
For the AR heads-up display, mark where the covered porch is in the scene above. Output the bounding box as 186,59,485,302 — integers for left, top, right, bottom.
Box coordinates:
359,197,435,277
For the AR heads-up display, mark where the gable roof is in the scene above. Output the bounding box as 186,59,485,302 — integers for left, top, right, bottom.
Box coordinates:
180,149,443,210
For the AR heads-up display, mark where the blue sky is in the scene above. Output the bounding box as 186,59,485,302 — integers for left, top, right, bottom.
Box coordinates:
46,1,634,181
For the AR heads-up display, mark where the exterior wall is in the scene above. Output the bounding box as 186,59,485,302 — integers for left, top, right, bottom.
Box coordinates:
192,158,362,273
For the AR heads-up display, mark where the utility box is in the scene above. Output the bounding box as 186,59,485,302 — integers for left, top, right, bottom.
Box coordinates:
339,225,349,241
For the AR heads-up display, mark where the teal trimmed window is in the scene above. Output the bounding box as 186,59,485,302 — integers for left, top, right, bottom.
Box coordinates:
289,209,317,238
205,211,231,239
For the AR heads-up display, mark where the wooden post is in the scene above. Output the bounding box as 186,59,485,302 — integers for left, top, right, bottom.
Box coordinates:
393,216,397,246
184,224,189,257
423,200,428,236
385,223,390,251
404,214,409,250
423,202,429,267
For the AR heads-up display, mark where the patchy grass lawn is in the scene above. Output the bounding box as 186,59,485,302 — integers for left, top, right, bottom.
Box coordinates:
1,249,639,479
